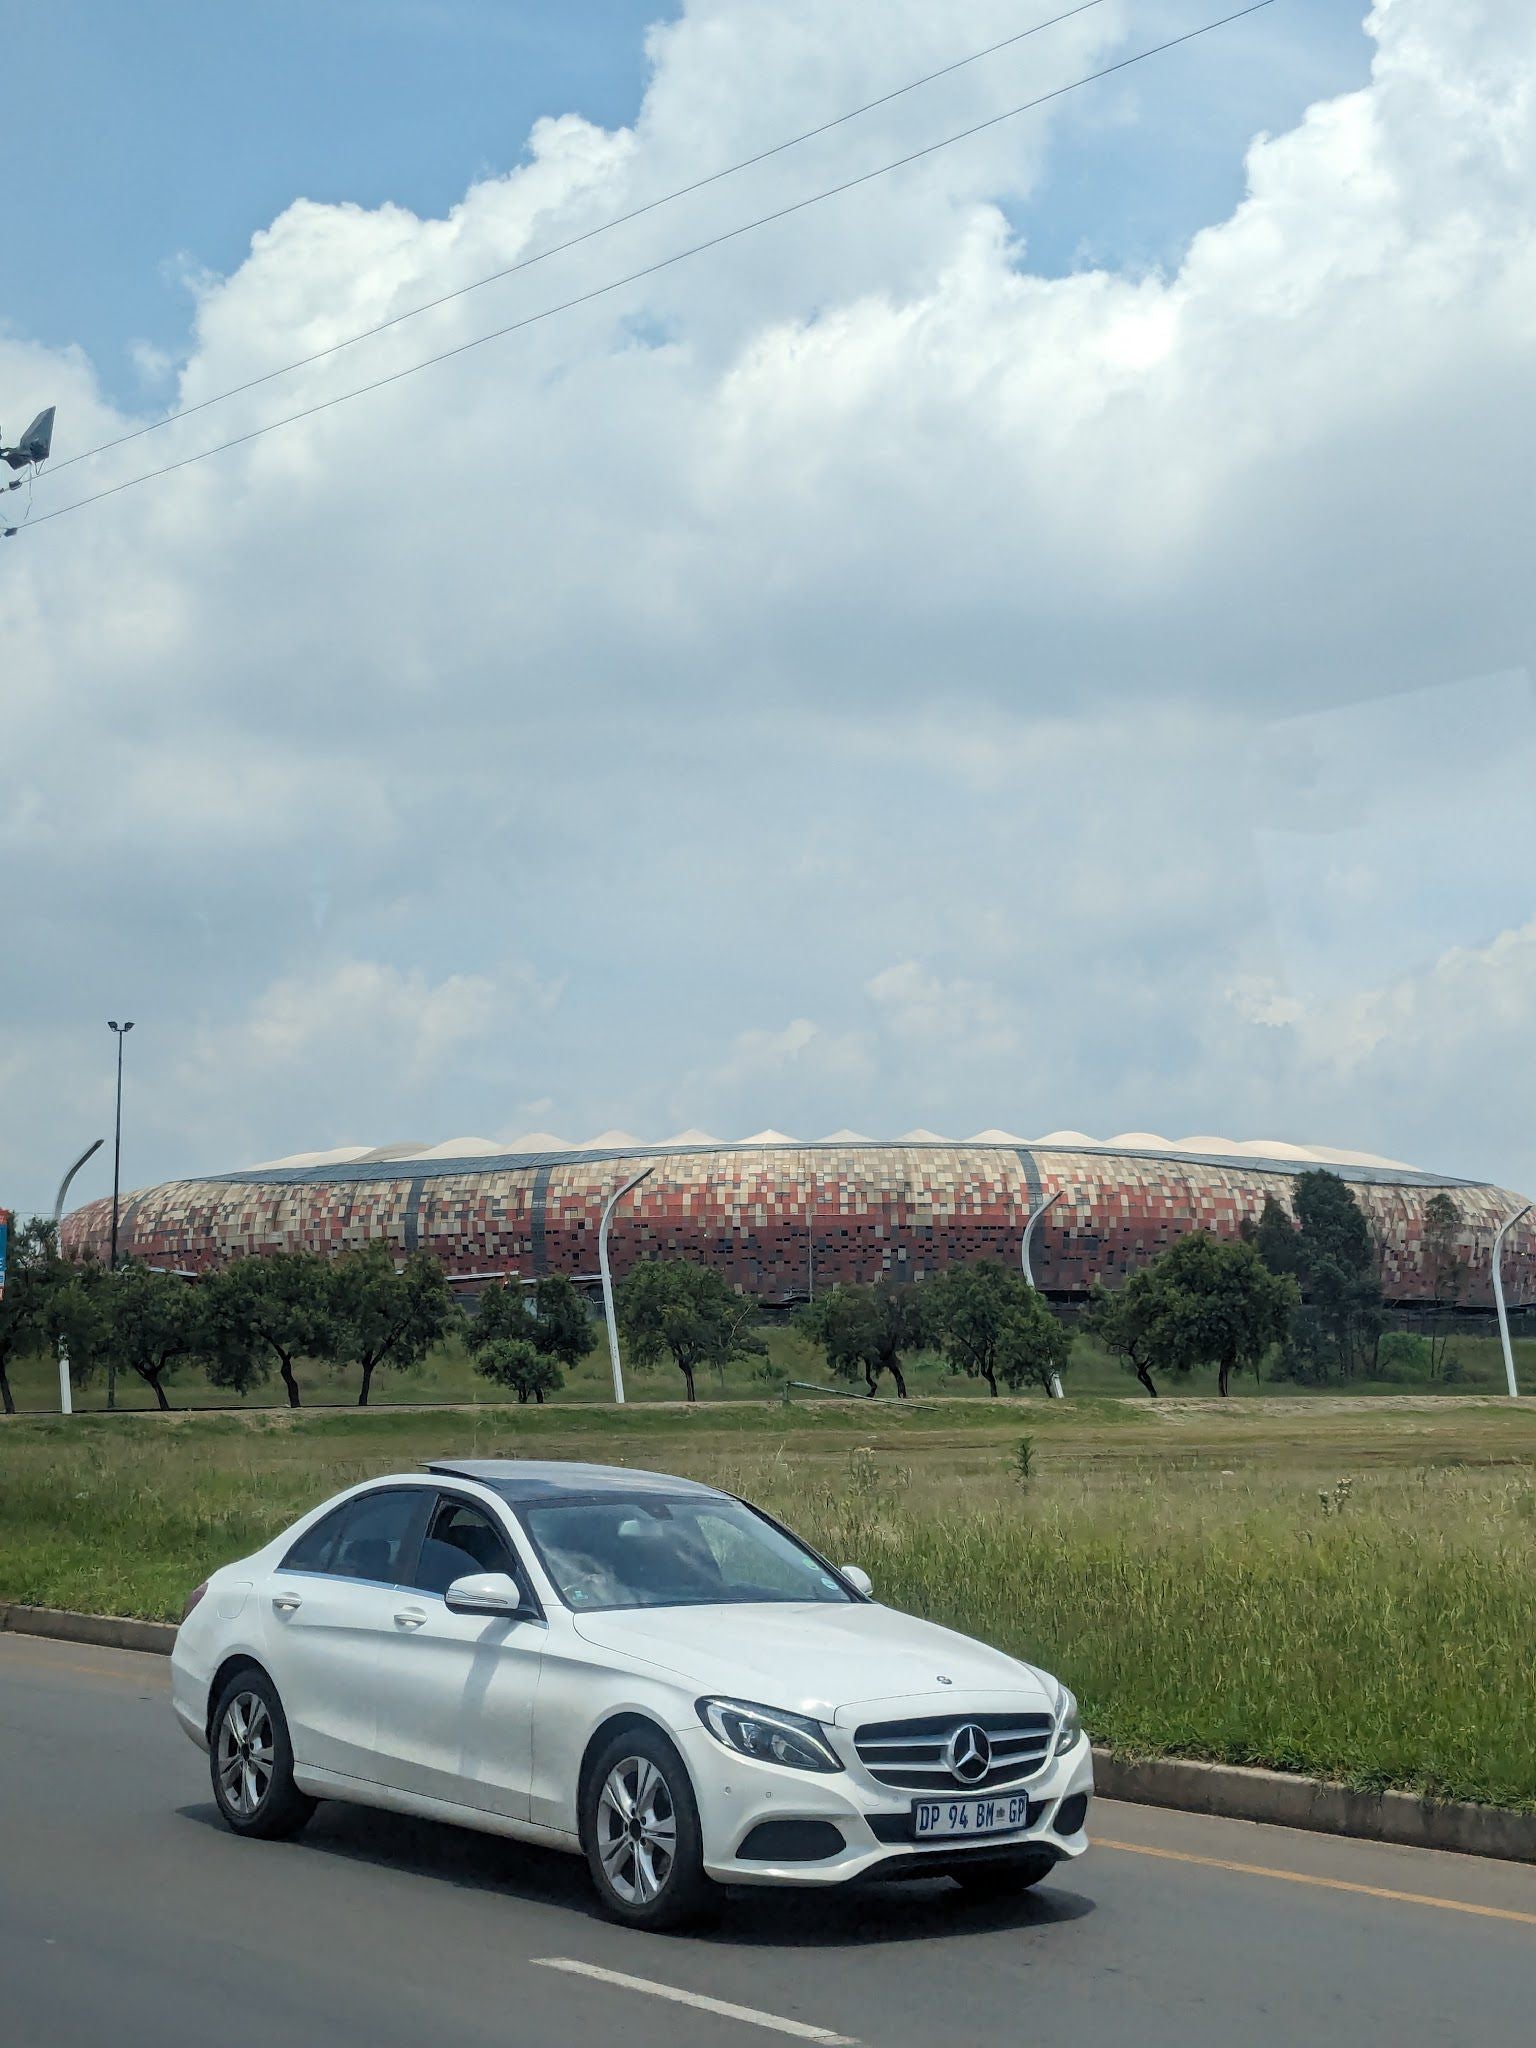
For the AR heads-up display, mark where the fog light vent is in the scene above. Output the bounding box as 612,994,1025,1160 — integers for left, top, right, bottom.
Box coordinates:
737,1819,846,1862
1054,1793,1089,1834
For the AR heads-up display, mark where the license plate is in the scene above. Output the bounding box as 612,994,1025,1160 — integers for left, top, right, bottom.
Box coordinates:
912,1793,1033,1839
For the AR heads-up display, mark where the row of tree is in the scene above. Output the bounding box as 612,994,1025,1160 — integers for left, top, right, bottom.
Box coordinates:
617,1230,1295,1404
0,1227,766,1412
0,1231,464,1412
0,1170,1455,1411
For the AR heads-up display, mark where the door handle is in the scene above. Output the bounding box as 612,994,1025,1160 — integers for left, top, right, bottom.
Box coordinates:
272,1592,303,1613
394,1609,427,1629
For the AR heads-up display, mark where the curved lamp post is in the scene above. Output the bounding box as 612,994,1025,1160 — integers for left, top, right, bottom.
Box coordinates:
51,1137,104,1417
1492,1203,1530,1400
1020,1187,1065,1290
1021,1187,1067,1397
598,1166,653,1405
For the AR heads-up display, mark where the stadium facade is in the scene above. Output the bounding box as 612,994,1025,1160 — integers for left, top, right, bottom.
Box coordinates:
61,1130,1534,1310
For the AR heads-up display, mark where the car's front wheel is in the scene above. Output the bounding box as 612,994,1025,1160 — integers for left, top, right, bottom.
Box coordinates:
581,1726,713,1930
209,1668,316,1841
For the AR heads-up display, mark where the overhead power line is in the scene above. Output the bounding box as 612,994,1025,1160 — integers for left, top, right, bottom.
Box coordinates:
24,2,1274,537
48,0,1117,479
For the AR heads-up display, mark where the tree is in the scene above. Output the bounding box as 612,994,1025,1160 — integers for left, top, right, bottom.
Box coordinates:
1248,1174,1385,1381
928,1259,1069,1397
1087,1234,1296,1398
1149,1231,1298,1396
329,1243,458,1406
1420,1192,1466,1377
1241,1194,1302,1279
472,1272,596,1376
1270,1308,1333,1386
927,1259,1011,1397
1083,1275,1163,1397
798,1277,928,1399
1291,1170,1384,1379
996,1288,1073,1395
616,1259,766,1403
0,1217,69,1415
88,1261,208,1411
200,1252,336,1407
473,1335,563,1404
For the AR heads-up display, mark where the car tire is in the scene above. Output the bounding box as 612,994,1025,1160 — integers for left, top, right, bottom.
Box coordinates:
209,1667,316,1841
952,1850,1057,1897
581,1725,714,1931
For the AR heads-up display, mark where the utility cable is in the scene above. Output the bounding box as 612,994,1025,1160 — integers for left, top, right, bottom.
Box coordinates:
45,0,1118,479
20,2,1274,536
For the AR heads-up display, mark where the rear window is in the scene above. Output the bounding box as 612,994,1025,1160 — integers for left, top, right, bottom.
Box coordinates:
280,1488,425,1584
281,1501,350,1574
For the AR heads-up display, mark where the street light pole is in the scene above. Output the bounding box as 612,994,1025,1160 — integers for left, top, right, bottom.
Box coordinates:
106,1021,134,1413
598,1166,653,1405
1491,1203,1530,1400
52,1137,104,1418
1021,1187,1067,1397
107,1021,134,1269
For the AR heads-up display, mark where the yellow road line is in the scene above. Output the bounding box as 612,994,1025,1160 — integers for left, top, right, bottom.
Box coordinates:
1098,1837,1536,1927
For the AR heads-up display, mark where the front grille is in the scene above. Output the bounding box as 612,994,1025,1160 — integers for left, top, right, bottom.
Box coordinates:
854,1711,1055,1793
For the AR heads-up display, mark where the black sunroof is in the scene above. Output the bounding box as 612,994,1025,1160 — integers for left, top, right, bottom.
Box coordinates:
424,1458,724,1504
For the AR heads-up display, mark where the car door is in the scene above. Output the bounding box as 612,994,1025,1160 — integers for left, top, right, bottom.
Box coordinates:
368,1490,545,1818
263,1485,431,1782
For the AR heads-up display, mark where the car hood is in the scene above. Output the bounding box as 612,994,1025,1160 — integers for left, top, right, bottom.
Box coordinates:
569,1601,1057,1723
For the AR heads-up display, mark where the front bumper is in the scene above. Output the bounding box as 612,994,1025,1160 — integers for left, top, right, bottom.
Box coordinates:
678,1724,1095,1888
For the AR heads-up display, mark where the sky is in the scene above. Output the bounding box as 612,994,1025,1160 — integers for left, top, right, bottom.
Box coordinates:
2,0,1533,1221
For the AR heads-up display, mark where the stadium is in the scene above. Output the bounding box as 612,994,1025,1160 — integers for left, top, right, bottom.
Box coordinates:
61,1129,1534,1312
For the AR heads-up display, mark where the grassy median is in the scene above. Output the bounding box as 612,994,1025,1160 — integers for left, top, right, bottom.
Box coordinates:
2,1397,1533,1810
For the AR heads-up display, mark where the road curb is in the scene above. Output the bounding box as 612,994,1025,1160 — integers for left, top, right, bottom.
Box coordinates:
2,1605,1529,1863
1092,1747,1536,1864
1,1602,177,1656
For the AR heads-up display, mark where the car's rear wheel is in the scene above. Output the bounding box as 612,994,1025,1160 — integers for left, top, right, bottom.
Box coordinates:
951,1850,1057,1897
581,1726,713,1930
209,1668,316,1841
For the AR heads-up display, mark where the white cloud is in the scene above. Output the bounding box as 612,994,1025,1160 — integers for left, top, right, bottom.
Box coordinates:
3,0,1535,1213
866,961,1020,1057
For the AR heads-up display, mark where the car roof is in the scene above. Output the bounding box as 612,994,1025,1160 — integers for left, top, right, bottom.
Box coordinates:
423,1458,727,1505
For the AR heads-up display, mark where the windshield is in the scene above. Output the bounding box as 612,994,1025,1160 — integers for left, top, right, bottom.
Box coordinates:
518,1495,854,1612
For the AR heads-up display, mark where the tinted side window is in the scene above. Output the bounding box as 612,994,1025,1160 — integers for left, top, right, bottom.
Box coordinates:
281,1501,352,1573
330,1489,427,1585
415,1496,518,1595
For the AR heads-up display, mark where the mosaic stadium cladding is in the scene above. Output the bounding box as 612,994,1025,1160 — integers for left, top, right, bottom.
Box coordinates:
61,1141,1535,1309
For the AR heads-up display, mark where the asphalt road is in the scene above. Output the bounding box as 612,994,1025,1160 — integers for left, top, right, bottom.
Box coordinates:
2,1636,1533,2048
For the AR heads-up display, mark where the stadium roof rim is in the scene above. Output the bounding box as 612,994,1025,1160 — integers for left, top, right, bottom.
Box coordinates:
183,1139,1482,1192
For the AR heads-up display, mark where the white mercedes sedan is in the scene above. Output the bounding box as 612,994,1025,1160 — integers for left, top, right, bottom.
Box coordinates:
172,1459,1092,1928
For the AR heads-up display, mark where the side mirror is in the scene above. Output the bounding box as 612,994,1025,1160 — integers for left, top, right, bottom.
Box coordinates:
444,1571,529,1618
840,1564,873,1598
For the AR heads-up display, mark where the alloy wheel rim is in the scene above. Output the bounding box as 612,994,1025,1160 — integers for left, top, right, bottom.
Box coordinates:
217,1692,275,1817
596,1755,678,1905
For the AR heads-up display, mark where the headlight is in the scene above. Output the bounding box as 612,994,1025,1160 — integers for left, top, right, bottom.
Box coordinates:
1053,1687,1082,1756
696,1697,842,1773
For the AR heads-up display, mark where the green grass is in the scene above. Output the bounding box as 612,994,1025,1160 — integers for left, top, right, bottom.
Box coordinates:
3,1398,1533,1809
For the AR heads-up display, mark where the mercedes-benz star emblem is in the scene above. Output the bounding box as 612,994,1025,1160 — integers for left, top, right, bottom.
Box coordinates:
944,1723,992,1785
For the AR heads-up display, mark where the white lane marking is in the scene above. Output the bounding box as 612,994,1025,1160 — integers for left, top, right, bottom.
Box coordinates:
531,1957,858,2044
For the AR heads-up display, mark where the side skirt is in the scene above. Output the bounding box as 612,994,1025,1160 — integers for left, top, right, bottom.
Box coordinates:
292,1763,581,1854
